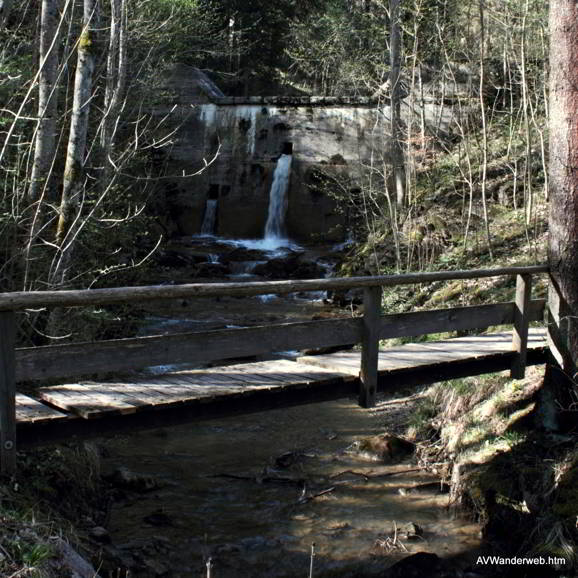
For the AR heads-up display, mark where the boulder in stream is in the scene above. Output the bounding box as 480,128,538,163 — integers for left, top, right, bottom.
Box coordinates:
48,537,99,578
105,467,163,492
225,247,269,261
157,250,202,268
346,433,415,463
252,254,326,279
190,261,231,278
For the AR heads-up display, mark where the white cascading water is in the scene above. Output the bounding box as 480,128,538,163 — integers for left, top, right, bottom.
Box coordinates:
200,199,218,235
264,153,292,243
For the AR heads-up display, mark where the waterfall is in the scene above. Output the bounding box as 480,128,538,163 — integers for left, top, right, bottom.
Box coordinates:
201,199,218,235
264,154,292,242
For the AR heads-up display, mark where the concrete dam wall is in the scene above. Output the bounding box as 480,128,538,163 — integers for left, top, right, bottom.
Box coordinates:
153,65,466,243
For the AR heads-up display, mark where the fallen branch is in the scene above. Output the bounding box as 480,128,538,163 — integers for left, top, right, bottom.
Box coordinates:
298,486,336,505
329,469,370,481
367,468,422,479
207,473,305,486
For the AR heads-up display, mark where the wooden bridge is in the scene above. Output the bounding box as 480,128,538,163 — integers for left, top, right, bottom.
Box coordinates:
0,265,551,475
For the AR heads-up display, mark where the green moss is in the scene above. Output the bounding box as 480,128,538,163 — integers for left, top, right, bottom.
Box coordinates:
429,281,464,305
78,30,93,50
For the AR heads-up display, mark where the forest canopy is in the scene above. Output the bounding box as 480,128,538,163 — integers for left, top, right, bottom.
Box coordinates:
0,0,549,323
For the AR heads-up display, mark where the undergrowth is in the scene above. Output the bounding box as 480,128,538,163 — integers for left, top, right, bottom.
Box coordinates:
406,367,577,576
0,444,104,577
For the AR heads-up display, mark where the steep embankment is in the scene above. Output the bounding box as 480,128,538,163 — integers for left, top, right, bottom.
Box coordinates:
401,367,576,577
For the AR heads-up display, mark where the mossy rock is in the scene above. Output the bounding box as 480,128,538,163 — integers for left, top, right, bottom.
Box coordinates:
346,433,414,463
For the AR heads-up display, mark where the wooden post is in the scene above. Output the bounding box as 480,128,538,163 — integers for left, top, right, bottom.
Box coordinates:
359,286,382,408
0,311,16,476
511,274,532,379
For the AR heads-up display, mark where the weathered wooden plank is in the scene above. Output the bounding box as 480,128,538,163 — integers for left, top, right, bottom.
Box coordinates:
231,359,350,382
196,369,290,386
360,286,382,408
38,384,141,419
299,328,547,376
190,363,287,381
511,275,532,379
173,371,259,387
299,352,361,370
378,300,545,339
194,359,349,386
16,317,362,382
89,382,195,408
35,359,351,420
0,265,549,310
15,394,69,424
135,380,246,402
0,311,16,476
79,381,226,411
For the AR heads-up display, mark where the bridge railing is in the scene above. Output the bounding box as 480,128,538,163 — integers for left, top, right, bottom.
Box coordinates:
0,265,549,474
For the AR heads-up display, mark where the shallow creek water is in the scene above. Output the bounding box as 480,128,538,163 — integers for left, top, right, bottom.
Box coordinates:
102,397,482,577
101,237,481,576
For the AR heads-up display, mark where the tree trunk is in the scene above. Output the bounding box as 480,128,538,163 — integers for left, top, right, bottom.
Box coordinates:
25,0,64,290
0,0,13,28
101,0,126,184
53,0,98,284
28,0,61,205
389,0,405,208
548,0,578,378
478,0,493,259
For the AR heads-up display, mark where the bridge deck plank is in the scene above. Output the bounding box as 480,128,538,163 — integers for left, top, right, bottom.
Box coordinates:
298,328,547,375
16,394,69,424
34,360,349,420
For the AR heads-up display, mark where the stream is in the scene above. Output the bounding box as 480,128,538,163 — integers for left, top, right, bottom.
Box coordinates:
101,396,481,577
97,235,482,577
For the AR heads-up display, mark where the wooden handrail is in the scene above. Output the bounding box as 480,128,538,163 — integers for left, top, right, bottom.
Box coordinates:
0,265,549,310
14,299,546,383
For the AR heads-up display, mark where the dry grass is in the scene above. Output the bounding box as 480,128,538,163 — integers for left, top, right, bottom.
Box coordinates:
403,366,577,572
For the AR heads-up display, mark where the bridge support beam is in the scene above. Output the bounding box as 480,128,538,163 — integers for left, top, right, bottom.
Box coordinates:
0,311,16,477
511,273,532,379
359,286,382,408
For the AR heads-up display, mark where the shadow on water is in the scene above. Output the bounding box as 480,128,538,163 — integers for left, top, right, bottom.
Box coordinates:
101,397,483,577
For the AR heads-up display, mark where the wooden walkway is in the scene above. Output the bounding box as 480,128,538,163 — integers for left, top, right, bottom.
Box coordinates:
35,359,351,420
15,328,547,443
1,265,553,473
299,328,547,375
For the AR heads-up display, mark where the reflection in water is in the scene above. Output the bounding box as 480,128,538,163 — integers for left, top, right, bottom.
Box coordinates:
103,398,481,577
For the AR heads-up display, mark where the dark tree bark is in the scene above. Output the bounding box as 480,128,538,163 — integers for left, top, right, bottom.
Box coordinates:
548,0,578,379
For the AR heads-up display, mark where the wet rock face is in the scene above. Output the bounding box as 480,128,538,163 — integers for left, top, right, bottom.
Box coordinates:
386,552,442,577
